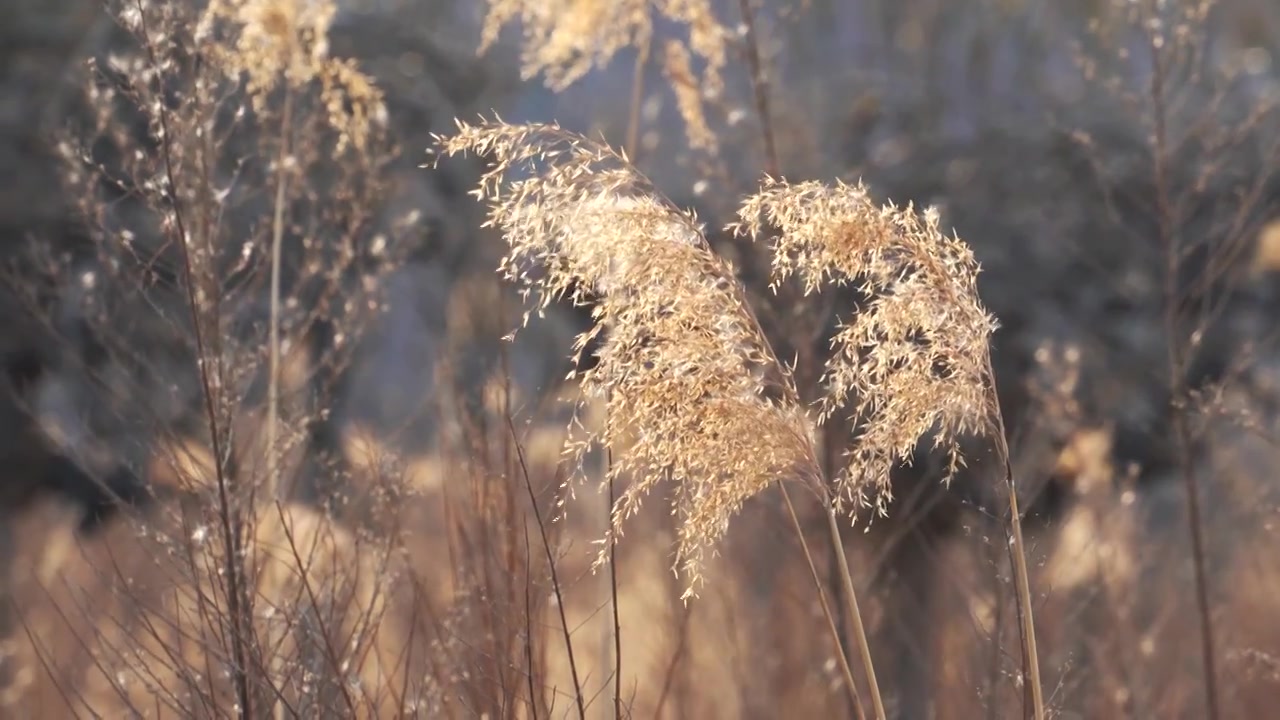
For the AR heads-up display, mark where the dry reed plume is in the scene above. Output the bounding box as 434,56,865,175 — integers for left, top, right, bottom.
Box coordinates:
433,120,821,594
734,180,999,516
431,119,1002,605
479,0,728,94
198,0,386,152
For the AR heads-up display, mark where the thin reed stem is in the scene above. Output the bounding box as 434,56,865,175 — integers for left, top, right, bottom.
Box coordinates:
985,357,1044,720
266,79,294,720
779,484,866,720
507,416,586,720
735,0,780,178
823,500,886,720
607,448,623,720
1147,28,1220,720
267,90,293,504
625,38,651,162
651,601,691,720
984,530,1006,720
135,3,253,715
522,517,541,720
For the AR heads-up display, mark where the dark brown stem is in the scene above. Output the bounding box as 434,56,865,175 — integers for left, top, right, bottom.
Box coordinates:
1147,26,1220,720
134,3,253,716
507,416,586,720
607,449,623,720
523,517,541,720
651,601,692,719
735,0,780,178
273,501,357,716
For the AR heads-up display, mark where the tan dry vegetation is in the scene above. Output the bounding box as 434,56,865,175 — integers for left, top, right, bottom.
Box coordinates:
5,0,1280,717
3,495,420,717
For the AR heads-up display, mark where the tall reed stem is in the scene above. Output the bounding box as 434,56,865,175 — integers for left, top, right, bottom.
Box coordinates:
985,358,1045,720
823,498,887,720
779,485,866,720
1147,28,1219,720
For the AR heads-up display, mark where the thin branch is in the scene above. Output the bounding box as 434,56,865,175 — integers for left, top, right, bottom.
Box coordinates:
134,3,252,715
506,415,586,720
735,0,780,178
1148,25,1220,720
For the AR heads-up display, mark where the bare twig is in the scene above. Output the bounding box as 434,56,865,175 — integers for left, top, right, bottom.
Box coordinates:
134,3,253,715
507,416,586,720
735,0,780,178
272,501,358,717
1147,28,1220,720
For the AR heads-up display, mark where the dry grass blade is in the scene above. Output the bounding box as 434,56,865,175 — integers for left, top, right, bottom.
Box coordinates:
734,178,1000,518
431,119,822,597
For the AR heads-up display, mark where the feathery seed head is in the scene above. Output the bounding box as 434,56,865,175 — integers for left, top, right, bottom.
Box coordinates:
433,120,821,595
734,178,1000,516
479,0,729,97
199,0,386,152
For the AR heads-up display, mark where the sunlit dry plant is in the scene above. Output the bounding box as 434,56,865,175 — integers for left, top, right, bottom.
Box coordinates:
663,39,719,153
432,119,1003,604
733,180,1000,516
433,120,821,592
198,0,386,152
478,0,729,98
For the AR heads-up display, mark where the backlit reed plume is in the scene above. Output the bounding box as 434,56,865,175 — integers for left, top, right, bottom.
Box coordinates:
197,0,386,152
433,119,821,593
478,0,729,99
734,179,999,516
433,118,1002,595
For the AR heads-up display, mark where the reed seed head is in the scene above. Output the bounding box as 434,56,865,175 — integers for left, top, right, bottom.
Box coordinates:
432,120,821,595
734,178,1000,516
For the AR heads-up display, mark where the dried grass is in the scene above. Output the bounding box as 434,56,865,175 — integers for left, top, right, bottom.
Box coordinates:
431,118,1004,634
433,120,824,593
733,179,999,516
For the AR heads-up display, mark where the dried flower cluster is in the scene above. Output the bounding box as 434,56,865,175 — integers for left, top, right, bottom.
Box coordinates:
199,0,386,152
433,119,1001,594
663,40,718,152
432,120,821,593
435,119,1003,584
735,179,999,514
479,0,729,97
